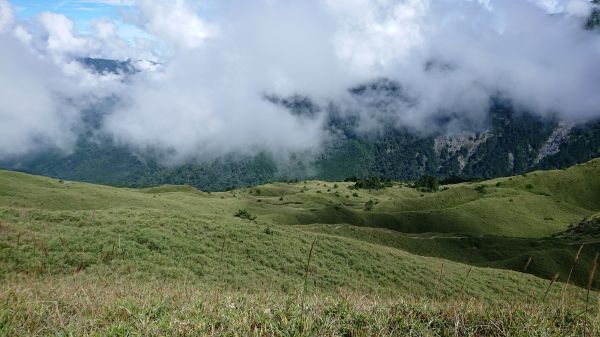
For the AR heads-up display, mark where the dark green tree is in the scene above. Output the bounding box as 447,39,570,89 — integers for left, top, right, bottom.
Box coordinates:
416,175,439,192
586,1,600,30
364,199,376,211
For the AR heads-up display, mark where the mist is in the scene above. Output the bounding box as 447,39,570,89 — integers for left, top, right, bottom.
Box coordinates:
1,0,599,162
0,33,79,158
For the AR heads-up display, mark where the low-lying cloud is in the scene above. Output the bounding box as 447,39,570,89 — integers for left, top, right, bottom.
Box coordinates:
1,0,599,162
0,34,78,158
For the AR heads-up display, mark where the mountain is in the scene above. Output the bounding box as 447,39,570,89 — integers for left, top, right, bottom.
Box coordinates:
78,57,161,75
2,73,599,191
588,0,600,30
78,57,138,75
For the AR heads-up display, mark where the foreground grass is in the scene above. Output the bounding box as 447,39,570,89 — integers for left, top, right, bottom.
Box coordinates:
1,207,576,297
1,276,599,336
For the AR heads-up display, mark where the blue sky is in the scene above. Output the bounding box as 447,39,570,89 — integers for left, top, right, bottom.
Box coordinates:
8,0,156,42
10,0,130,33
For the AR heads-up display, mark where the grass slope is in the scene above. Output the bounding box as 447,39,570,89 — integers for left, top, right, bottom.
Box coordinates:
2,158,600,238
1,159,600,335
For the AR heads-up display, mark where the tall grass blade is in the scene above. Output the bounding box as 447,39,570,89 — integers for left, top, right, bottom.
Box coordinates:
561,244,584,308
542,272,560,302
301,238,317,332
585,253,598,317
460,266,473,295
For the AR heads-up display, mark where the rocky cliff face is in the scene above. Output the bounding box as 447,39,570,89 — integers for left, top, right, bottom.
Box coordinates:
430,119,583,178
434,131,493,170
535,121,576,164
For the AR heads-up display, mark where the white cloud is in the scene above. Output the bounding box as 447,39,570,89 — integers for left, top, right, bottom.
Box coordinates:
0,34,80,159
92,19,118,40
89,19,132,59
99,0,600,161
327,0,430,77
0,3,132,159
104,43,328,163
13,25,33,45
529,0,563,12
565,0,593,17
0,0,14,32
526,0,594,15
2,0,600,161
133,0,215,50
38,12,88,57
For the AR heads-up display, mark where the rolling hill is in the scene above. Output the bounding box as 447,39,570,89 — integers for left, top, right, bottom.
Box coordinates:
1,159,599,335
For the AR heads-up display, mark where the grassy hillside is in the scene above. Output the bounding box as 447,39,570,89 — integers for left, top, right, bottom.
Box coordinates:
2,158,599,236
1,159,600,335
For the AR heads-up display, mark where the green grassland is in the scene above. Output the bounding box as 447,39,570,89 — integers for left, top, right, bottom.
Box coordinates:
1,159,600,335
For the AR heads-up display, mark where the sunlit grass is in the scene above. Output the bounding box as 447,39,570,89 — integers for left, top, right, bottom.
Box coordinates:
1,159,599,335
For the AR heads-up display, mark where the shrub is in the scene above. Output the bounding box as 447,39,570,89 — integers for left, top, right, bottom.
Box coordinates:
526,184,534,190
586,7,600,29
440,176,482,185
351,177,390,190
234,209,256,221
416,175,439,192
364,199,376,211
475,185,486,193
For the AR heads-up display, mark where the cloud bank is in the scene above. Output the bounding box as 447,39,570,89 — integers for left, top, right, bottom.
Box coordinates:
1,0,599,162
0,33,79,157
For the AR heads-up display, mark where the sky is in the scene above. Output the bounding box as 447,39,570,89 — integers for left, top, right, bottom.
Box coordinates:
7,0,592,55
9,0,149,40
6,0,579,26
11,0,125,19
0,0,599,164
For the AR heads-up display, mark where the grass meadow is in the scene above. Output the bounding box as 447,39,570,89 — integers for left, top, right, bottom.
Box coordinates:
1,159,600,335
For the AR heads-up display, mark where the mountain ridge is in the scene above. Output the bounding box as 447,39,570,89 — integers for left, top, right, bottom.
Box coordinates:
2,66,600,191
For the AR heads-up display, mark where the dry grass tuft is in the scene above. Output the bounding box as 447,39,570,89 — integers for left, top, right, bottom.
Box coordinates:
0,276,598,336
